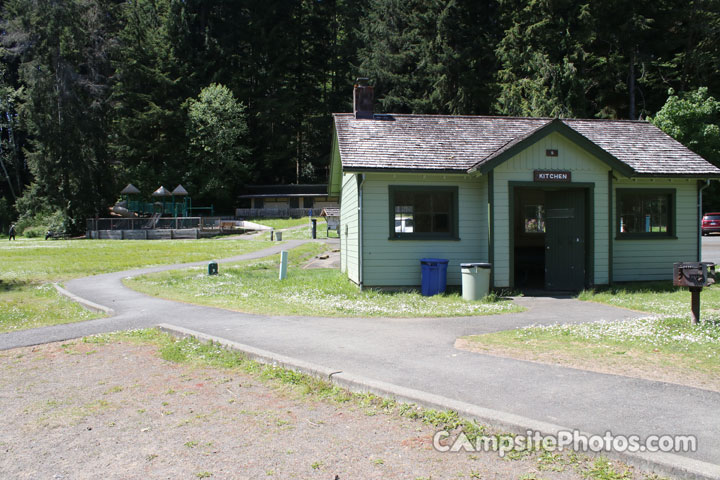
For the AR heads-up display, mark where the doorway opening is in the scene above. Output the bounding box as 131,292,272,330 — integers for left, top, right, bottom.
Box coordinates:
512,186,590,291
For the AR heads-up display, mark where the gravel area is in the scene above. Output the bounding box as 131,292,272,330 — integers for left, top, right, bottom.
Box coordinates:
1,338,656,479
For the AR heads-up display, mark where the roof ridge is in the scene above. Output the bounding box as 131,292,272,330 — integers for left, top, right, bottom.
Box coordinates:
563,117,650,124
333,112,554,121
333,112,651,123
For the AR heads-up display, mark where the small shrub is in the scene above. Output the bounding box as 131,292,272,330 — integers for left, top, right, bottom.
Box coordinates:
22,225,47,238
16,209,69,237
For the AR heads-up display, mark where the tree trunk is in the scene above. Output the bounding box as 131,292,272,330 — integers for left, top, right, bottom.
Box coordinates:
628,49,636,120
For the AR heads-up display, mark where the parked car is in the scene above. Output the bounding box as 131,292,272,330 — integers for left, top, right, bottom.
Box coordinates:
702,213,720,235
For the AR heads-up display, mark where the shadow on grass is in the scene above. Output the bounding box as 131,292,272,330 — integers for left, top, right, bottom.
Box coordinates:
705,318,720,327
581,280,679,296
0,279,38,292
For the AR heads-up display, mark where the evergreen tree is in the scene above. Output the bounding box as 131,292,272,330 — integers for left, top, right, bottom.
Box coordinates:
587,0,670,119
433,0,501,114
0,61,24,209
358,0,442,113
494,0,593,118
665,0,720,96
2,0,119,232
110,0,188,195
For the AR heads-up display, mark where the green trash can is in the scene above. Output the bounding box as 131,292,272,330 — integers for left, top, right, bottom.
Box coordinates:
460,263,491,301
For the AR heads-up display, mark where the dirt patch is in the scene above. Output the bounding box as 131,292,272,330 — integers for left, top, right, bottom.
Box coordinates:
302,248,340,269
0,339,653,479
455,338,720,393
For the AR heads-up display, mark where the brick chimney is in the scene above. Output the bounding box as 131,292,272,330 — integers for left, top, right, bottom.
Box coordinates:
353,78,374,119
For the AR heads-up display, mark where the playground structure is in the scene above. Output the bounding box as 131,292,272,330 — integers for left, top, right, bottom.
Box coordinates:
86,183,230,240
114,184,214,218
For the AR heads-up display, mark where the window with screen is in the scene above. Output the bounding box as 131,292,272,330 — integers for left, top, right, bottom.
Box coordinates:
617,189,674,237
389,186,458,239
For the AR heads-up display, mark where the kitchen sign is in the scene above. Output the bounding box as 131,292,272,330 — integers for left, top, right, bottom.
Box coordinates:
534,170,571,182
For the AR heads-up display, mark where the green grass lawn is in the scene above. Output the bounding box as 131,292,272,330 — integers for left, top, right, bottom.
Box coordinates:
0,236,273,332
0,282,99,332
462,282,720,386
246,216,326,231
248,216,338,240
578,281,720,317
126,243,522,318
0,236,273,283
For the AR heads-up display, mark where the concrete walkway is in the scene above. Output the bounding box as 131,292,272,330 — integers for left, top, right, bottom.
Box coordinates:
2,240,719,479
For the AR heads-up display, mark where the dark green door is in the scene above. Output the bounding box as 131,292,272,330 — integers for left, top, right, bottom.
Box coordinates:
545,189,586,290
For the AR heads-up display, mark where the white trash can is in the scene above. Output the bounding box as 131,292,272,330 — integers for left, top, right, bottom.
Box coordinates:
460,263,492,301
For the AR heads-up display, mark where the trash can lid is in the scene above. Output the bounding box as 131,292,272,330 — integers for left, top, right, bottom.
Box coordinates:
421,258,449,264
460,262,491,269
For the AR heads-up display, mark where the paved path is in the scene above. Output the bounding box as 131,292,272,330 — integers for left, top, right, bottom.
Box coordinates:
702,235,720,265
2,240,719,478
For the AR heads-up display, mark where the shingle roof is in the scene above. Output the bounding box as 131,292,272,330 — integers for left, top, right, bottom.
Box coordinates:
120,183,141,195
333,113,720,176
320,207,340,217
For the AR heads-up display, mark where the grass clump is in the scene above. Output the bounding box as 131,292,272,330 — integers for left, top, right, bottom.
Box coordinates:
126,243,521,318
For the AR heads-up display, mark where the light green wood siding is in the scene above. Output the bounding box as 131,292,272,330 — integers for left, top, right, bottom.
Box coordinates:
492,132,611,287
361,173,488,287
340,173,360,283
328,131,343,197
612,178,698,281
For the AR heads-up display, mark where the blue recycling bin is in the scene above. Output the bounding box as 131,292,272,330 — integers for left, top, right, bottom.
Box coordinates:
420,258,449,296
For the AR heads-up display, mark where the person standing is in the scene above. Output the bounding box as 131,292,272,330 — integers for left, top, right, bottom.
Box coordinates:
8,223,16,241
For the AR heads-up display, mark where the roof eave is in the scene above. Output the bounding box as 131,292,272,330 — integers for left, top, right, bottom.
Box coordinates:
342,166,470,175
627,172,720,178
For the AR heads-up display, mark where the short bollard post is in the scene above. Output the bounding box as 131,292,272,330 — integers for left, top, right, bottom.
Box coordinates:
270,229,274,241
278,250,288,280
208,261,218,276
311,219,317,239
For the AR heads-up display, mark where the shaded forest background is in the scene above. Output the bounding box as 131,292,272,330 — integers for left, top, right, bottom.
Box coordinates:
0,0,719,233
